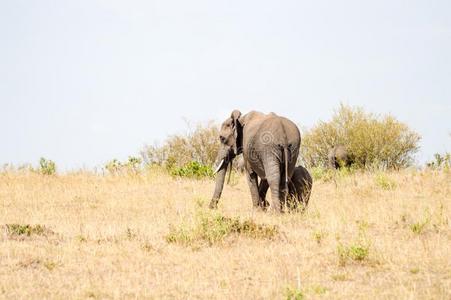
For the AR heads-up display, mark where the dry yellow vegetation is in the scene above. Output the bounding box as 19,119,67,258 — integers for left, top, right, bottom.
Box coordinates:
1,168,450,299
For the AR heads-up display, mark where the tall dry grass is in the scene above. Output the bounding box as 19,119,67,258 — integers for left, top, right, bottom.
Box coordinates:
0,168,450,299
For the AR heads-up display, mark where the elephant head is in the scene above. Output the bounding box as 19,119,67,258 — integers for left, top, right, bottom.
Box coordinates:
209,110,243,208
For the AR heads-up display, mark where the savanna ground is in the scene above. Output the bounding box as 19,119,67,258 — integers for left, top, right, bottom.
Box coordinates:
0,168,450,299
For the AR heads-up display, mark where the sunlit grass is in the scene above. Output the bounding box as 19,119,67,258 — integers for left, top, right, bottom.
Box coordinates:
0,169,449,299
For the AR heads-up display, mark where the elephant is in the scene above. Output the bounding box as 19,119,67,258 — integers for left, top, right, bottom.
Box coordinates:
328,145,353,169
234,155,245,173
209,110,301,212
258,165,313,210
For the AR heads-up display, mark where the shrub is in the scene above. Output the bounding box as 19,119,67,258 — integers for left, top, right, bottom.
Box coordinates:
39,157,56,175
285,287,304,300
3,224,53,237
426,153,451,170
302,104,421,169
410,212,431,234
105,159,122,174
141,121,219,169
170,161,214,179
338,242,369,266
104,156,142,175
166,210,279,247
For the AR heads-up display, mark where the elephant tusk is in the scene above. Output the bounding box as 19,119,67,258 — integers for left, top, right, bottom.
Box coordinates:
214,159,225,174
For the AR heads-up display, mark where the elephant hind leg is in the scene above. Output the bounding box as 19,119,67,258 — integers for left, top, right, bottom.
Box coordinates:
258,179,270,209
267,176,287,213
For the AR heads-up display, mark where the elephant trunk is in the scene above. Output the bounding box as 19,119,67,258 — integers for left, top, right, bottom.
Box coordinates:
209,146,234,209
209,162,227,209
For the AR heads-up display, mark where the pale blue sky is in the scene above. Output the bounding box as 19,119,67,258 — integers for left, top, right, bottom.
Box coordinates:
1,0,450,170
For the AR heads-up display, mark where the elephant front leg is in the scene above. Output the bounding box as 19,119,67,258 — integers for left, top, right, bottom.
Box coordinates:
245,171,260,208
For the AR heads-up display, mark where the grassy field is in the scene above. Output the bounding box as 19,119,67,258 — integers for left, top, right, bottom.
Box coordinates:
0,168,450,299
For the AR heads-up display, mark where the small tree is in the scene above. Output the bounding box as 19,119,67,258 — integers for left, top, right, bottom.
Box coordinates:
302,104,421,169
141,121,219,169
39,157,56,175
104,156,142,175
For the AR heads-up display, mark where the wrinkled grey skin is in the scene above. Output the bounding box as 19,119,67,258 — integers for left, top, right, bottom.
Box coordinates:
210,110,301,212
328,145,353,169
259,165,313,210
234,156,245,173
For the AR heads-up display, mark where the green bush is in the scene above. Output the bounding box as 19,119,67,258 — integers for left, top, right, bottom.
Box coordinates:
141,121,219,169
170,161,214,179
285,287,304,300
426,153,451,170
302,104,421,170
104,156,142,175
337,242,370,266
39,157,56,175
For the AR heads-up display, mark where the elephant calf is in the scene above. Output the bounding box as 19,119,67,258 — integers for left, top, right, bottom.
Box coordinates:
328,145,353,169
259,165,313,211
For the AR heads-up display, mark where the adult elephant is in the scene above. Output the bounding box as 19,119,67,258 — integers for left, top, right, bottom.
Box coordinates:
209,110,301,212
328,145,353,169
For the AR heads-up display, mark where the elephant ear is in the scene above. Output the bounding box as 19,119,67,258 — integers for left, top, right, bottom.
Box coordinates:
230,110,242,155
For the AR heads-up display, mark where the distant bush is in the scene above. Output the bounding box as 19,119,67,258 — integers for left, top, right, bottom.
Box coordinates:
170,161,214,179
301,104,421,170
39,157,56,175
426,153,451,170
104,156,142,175
141,121,219,169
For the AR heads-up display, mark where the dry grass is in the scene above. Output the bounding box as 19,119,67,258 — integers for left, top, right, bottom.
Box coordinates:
0,168,450,299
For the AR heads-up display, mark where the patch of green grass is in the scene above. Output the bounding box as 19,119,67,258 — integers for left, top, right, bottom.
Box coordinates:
310,285,328,295
76,235,87,242
374,172,397,190
410,267,420,274
374,172,397,191
410,212,431,234
410,221,428,234
338,241,370,266
285,286,304,300
126,227,137,240
356,220,370,232
166,210,278,247
310,167,334,182
331,273,347,281
4,224,50,237
313,230,326,245
44,260,58,271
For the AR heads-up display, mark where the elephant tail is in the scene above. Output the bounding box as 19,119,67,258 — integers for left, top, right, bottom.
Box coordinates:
283,146,289,184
